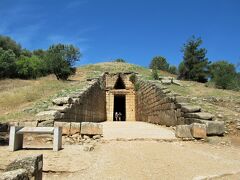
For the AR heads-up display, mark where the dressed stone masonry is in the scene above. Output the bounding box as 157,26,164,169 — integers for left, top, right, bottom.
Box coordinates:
36,75,106,127
34,72,224,138
135,78,225,137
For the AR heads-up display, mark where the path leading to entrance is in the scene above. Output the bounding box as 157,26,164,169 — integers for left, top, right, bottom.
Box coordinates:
102,121,176,140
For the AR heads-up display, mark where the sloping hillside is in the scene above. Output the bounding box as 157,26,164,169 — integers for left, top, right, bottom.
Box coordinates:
0,62,239,136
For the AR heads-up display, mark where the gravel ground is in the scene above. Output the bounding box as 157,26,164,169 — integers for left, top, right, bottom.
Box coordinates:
0,140,240,180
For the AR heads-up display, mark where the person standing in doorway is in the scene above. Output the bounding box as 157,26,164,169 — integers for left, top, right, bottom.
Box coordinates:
118,112,122,121
115,112,119,121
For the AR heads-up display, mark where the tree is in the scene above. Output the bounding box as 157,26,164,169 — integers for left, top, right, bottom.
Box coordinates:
46,44,81,80
16,55,48,79
0,48,17,78
209,61,237,89
33,49,46,59
168,65,177,74
179,36,209,83
21,48,32,57
149,56,169,71
113,58,126,63
0,35,21,57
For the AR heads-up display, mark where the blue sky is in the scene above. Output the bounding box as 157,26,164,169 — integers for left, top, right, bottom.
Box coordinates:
0,0,240,69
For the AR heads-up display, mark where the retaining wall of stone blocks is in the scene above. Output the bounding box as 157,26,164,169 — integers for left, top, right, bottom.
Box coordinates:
135,78,225,136
136,79,182,126
36,76,106,125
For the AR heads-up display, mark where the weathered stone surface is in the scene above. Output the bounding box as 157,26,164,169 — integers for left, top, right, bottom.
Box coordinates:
37,120,54,127
181,105,201,113
184,118,202,125
175,125,193,138
184,112,214,120
172,79,182,86
70,122,80,135
52,97,73,105
49,105,70,113
54,122,70,135
201,120,225,135
0,169,29,180
36,110,62,120
93,135,101,140
161,79,172,85
175,102,189,108
81,122,103,135
184,118,225,135
5,154,43,180
191,123,207,138
83,144,94,151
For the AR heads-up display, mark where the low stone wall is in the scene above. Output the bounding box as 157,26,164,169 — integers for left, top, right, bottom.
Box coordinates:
36,76,106,125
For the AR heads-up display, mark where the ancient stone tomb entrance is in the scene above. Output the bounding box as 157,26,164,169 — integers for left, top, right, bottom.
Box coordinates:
113,95,126,121
105,73,136,121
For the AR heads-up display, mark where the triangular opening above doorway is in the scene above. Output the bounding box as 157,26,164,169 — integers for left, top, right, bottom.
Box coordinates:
114,75,126,89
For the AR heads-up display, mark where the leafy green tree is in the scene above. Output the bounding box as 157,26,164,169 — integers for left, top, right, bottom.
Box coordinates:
0,48,17,78
33,49,47,59
149,56,169,71
179,36,209,83
21,48,32,57
113,58,126,63
46,44,81,80
0,35,21,57
168,65,177,74
209,61,238,89
16,56,48,79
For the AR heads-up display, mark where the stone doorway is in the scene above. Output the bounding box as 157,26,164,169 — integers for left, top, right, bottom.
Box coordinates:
105,72,136,121
113,95,126,121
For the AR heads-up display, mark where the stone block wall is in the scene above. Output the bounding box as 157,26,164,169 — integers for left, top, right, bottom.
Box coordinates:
136,78,224,136
36,76,106,124
136,79,181,126
58,80,106,122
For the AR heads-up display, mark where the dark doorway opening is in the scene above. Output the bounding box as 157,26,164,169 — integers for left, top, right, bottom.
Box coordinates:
113,95,126,121
114,76,125,89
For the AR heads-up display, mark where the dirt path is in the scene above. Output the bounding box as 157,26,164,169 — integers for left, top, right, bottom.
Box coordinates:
102,121,176,140
1,140,240,180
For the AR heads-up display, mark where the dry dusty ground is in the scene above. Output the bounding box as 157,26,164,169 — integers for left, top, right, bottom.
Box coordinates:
0,122,240,180
0,139,240,180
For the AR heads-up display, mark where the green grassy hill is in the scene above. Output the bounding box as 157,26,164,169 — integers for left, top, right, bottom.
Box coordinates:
0,62,239,136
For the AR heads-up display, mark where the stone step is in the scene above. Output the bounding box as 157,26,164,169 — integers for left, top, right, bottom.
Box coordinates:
184,112,214,120
175,125,193,139
49,105,70,113
184,118,225,135
181,105,201,113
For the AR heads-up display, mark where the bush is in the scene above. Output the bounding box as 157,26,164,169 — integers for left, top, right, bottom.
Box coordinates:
149,56,169,71
168,66,177,74
113,58,126,63
0,48,17,78
152,68,159,80
16,56,49,79
209,61,239,90
129,74,137,84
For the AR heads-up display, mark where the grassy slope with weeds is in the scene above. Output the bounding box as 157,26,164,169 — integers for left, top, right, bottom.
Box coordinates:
168,80,240,135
